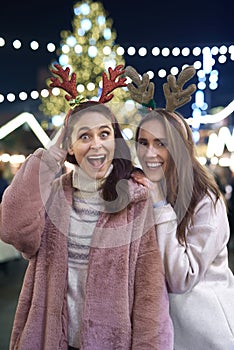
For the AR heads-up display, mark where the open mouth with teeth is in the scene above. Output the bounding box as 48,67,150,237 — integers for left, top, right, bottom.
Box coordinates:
87,155,106,168
146,162,163,169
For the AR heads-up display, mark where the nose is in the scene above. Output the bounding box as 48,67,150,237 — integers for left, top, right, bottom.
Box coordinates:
145,145,158,157
90,136,102,150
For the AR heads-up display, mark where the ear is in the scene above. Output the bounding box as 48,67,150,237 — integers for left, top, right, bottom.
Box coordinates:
68,146,74,155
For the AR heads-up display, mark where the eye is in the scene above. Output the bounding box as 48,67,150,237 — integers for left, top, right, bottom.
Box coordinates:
155,140,167,147
100,131,110,138
80,133,90,141
138,139,148,146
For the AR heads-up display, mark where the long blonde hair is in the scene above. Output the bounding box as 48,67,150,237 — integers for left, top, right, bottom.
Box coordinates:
136,108,220,244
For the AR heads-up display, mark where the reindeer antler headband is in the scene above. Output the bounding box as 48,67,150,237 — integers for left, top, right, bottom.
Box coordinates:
163,66,197,112
124,66,156,109
50,63,127,123
125,65,196,137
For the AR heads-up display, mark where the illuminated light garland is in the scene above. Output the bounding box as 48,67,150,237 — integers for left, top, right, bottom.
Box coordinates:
0,63,198,104
194,126,234,170
0,153,26,164
187,99,234,125
0,35,233,127
0,37,57,53
0,112,50,148
0,36,233,107
0,36,233,58
206,126,234,158
187,155,234,169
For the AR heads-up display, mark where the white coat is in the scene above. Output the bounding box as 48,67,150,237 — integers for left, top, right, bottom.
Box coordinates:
154,194,234,350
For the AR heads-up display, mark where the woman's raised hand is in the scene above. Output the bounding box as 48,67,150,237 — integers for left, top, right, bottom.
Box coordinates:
47,126,68,164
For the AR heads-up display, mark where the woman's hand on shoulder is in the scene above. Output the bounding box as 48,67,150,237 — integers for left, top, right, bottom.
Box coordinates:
131,171,165,203
131,171,152,189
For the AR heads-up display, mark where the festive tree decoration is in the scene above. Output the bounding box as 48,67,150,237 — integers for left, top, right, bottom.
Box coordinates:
40,0,128,123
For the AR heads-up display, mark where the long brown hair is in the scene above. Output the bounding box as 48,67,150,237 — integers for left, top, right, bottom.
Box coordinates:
65,101,134,212
135,108,220,244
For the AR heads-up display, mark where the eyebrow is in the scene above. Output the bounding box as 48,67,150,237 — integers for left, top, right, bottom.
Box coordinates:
77,124,112,133
138,137,167,142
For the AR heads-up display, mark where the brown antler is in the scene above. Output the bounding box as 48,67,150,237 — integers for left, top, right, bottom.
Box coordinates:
163,66,197,112
125,66,155,107
50,64,77,101
99,65,127,103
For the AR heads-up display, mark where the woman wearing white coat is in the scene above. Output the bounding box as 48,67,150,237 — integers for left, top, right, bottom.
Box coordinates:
127,65,234,350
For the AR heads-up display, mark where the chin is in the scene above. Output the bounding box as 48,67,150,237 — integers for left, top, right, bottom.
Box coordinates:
89,170,106,181
145,173,164,183
151,177,163,183
94,174,105,180
143,168,165,183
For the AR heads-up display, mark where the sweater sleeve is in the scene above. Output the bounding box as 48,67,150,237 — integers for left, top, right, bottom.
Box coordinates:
0,148,61,257
154,197,230,293
131,227,173,350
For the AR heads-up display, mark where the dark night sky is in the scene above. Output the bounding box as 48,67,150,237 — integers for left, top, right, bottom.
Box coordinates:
0,0,233,117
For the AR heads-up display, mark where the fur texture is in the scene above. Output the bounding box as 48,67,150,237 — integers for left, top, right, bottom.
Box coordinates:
0,149,173,349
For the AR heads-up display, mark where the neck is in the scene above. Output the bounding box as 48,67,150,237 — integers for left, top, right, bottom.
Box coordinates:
150,180,166,203
72,164,113,193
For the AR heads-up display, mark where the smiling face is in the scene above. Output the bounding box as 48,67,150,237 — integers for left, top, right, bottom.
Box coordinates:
68,112,115,180
136,119,169,183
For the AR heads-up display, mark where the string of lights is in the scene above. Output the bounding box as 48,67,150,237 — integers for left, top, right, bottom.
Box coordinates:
0,34,233,105
1,36,233,60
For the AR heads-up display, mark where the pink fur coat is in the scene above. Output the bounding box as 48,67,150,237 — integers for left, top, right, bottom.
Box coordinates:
0,149,173,349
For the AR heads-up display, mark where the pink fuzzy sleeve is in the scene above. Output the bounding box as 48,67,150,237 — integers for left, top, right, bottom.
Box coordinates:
0,148,60,257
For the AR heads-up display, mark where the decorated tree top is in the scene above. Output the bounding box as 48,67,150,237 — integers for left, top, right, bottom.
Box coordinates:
40,0,127,121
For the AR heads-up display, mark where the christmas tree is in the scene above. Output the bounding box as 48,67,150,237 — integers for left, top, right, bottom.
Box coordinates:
40,0,135,125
